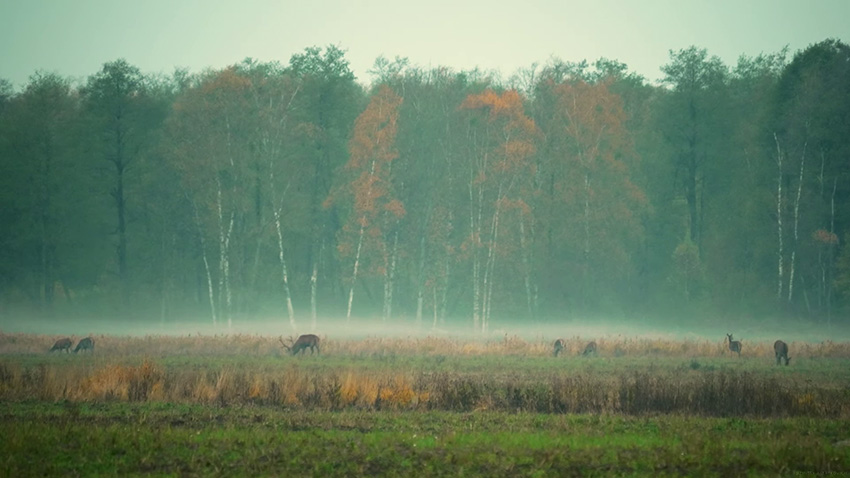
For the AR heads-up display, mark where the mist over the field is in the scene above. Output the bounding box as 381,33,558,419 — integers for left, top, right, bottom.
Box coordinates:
4,310,849,345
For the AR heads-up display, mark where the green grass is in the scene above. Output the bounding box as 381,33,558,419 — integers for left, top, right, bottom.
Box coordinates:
2,402,849,477
4,333,850,475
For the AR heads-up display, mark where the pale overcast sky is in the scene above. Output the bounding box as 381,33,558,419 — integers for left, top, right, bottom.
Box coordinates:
1,0,848,89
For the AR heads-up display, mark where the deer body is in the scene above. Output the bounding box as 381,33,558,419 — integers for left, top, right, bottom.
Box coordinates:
582,341,597,356
281,334,320,355
726,334,742,357
774,340,790,366
49,338,72,353
74,337,94,353
553,339,565,357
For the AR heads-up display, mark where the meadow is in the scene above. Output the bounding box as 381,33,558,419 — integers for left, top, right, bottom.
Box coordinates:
2,331,850,476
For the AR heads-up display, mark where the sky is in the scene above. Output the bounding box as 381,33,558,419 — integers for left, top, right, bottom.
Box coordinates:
1,0,848,89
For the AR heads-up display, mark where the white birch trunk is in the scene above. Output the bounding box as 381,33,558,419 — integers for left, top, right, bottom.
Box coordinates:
519,218,534,318
828,177,836,325
441,210,453,327
440,254,450,327
192,200,217,328
346,222,365,323
222,212,234,330
483,196,502,335
214,180,234,329
311,240,321,331
774,133,784,300
201,246,216,327
346,159,376,323
469,164,481,333
583,172,591,305
415,234,426,327
383,229,398,322
432,286,439,330
787,142,806,303
274,207,296,331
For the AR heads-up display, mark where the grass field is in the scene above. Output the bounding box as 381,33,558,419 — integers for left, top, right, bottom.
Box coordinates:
2,331,850,476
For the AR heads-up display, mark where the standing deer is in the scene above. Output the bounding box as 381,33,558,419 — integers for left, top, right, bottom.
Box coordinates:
582,341,597,356
74,337,95,353
774,340,791,366
280,334,320,355
49,337,72,353
726,334,742,357
553,339,565,357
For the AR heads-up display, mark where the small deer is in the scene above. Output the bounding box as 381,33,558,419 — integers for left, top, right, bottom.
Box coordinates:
74,337,95,353
726,334,742,357
582,341,597,357
774,340,791,366
280,334,320,356
49,337,72,353
553,339,565,357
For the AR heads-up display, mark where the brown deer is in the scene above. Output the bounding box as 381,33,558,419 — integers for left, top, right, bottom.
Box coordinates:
726,334,742,357
280,334,320,355
553,339,565,357
773,340,791,366
74,337,95,353
582,341,597,356
49,337,72,353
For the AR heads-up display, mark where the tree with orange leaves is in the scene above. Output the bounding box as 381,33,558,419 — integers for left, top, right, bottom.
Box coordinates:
538,76,647,311
460,89,539,333
330,85,405,322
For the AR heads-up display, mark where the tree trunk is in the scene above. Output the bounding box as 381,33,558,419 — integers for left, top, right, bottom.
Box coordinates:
216,180,234,329
582,171,592,308
346,222,365,322
345,159,376,323
469,167,481,333
787,142,806,304
274,207,296,331
774,133,784,300
382,229,399,322
483,198,501,334
415,233,426,328
192,200,217,327
310,240,321,331
520,216,532,317
828,177,836,326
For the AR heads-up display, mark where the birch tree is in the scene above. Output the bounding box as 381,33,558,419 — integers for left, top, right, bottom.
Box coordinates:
330,85,404,323
167,67,253,328
460,89,539,332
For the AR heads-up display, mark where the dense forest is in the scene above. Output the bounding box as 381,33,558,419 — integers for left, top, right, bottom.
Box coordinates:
1,40,849,331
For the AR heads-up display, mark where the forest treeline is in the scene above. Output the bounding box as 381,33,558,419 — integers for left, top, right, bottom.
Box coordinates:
1,40,849,331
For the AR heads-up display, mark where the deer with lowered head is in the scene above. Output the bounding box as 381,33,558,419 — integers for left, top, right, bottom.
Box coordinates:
280,334,321,356
582,341,597,357
74,337,95,353
49,337,72,353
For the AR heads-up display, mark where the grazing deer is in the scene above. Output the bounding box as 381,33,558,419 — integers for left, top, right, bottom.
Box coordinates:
280,334,320,356
74,337,95,353
553,339,565,357
773,340,790,366
582,341,597,357
49,337,72,353
726,334,742,357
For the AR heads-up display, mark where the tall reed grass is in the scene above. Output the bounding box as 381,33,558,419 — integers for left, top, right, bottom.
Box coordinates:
2,336,849,417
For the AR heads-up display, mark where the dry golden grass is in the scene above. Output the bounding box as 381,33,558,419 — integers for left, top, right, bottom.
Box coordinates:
2,331,850,417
